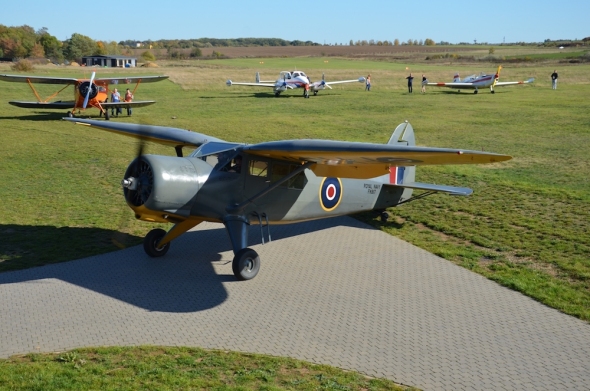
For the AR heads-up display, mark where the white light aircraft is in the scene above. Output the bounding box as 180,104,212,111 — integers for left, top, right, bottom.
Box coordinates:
426,66,534,94
226,71,366,98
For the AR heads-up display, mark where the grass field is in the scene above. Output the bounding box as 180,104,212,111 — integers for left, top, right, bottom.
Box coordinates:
0,55,589,388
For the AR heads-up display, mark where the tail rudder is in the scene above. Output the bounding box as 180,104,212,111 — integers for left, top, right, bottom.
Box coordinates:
384,121,416,185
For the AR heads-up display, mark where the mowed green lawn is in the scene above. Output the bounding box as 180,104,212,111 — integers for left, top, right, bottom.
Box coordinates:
0,59,589,325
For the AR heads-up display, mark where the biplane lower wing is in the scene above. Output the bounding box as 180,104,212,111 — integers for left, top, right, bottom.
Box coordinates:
101,101,158,108
9,100,157,110
9,100,76,109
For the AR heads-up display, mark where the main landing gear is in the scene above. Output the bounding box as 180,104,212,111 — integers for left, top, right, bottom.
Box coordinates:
141,218,261,281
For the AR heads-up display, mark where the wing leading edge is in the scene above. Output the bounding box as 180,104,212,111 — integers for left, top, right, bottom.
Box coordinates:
243,140,511,179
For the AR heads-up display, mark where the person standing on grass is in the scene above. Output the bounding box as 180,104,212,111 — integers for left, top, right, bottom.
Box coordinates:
406,73,414,93
551,70,558,90
421,74,427,93
124,88,134,115
365,74,371,91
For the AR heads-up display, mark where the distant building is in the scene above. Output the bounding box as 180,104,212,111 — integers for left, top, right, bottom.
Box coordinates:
81,55,137,68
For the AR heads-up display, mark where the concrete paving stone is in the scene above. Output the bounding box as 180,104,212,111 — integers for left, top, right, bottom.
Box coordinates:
1,216,589,391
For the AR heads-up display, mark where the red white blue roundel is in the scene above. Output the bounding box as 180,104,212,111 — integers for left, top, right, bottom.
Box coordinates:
319,177,343,212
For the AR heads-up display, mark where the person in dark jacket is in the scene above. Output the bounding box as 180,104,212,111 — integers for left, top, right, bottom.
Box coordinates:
406,73,414,93
551,70,558,90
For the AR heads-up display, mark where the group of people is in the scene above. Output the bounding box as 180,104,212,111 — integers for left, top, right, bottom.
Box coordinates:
109,88,134,116
366,73,428,93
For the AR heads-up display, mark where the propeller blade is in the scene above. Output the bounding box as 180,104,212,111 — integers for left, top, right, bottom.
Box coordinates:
83,71,96,109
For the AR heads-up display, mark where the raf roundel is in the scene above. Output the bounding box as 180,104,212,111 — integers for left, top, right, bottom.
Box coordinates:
319,177,343,212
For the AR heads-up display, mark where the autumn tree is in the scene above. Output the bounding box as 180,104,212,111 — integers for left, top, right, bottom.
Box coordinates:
62,33,98,61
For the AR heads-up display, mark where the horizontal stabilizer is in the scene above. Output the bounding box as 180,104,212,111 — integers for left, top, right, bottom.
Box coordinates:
386,181,473,196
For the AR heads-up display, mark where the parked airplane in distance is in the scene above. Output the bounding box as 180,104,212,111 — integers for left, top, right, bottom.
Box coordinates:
426,66,534,94
227,71,365,98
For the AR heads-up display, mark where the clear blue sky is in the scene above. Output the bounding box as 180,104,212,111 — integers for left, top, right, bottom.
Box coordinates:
2,0,588,44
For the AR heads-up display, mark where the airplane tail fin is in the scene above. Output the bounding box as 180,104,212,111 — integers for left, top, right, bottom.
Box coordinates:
383,121,416,185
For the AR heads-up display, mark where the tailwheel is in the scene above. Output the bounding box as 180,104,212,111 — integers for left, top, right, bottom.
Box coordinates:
143,228,170,257
380,211,389,222
105,111,110,120
491,90,495,94
474,90,478,94
232,248,260,281
313,91,318,96
67,111,74,118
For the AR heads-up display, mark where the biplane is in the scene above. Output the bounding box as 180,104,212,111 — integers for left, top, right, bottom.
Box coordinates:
0,72,169,119
227,71,366,98
63,117,511,281
426,66,534,94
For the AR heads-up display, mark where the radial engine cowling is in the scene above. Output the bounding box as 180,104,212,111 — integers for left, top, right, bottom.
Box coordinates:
122,155,211,222
78,81,99,100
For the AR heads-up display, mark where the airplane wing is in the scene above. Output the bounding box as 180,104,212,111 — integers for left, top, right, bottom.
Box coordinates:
426,82,475,88
243,140,511,179
322,77,366,87
494,78,535,87
8,101,76,109
62,118,226,148
101,101,157,108
0,74,78,84
95,76,169,84
226,80,276,88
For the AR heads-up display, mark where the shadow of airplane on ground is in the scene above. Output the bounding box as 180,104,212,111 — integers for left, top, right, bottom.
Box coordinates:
0,216,380,313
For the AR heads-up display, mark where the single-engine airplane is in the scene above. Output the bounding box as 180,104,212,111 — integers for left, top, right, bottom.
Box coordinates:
63,117,511,281
226,71,366,98
0,72,169,119
426,66,534,94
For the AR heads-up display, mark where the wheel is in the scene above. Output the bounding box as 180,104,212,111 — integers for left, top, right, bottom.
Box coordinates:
232,248,260,281
105,111,110,120
313,90,318,96
143,228,170,257
491,90,495,94
380,211,389,222
67,111,73,118
274,92,280,97
474,90,478,94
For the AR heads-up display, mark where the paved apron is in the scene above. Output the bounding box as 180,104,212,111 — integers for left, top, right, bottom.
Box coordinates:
1,217,589,391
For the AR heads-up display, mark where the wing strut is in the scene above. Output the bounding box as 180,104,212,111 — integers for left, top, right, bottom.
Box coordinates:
226,162,314,214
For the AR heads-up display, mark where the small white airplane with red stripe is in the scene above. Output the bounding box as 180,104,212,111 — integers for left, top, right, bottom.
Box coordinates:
226,71,365,98
426,66,534,94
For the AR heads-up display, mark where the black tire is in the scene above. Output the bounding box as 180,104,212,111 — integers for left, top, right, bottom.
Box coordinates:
105,111,110,120
143,228,170,257
380,211,389,222
67,111,73,118
474,90,478,94
491,90,495,94
313,91,318,96
232,248,260,281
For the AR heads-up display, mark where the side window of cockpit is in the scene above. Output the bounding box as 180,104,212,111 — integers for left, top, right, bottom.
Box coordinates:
271,163,307,190
248,160,268,177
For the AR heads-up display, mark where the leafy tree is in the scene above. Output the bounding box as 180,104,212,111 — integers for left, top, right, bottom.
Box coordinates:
38,32,63,61
424,38,435,46
141,51,156,61
62,33,98,61
349,39,353,46
190,47,202,57
489,47,495,54
30,43,45,57
394,39,400,46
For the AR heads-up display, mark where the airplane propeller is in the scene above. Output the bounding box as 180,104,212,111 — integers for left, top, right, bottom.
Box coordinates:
82,71,96,109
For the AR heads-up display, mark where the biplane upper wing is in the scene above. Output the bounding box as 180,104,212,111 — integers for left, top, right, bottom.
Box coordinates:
0,74,78,84
243,140,512,179
62,118,226,148
95,75,169,84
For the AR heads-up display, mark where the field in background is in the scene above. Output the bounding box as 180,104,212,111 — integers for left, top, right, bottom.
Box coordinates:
0,54,589,322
